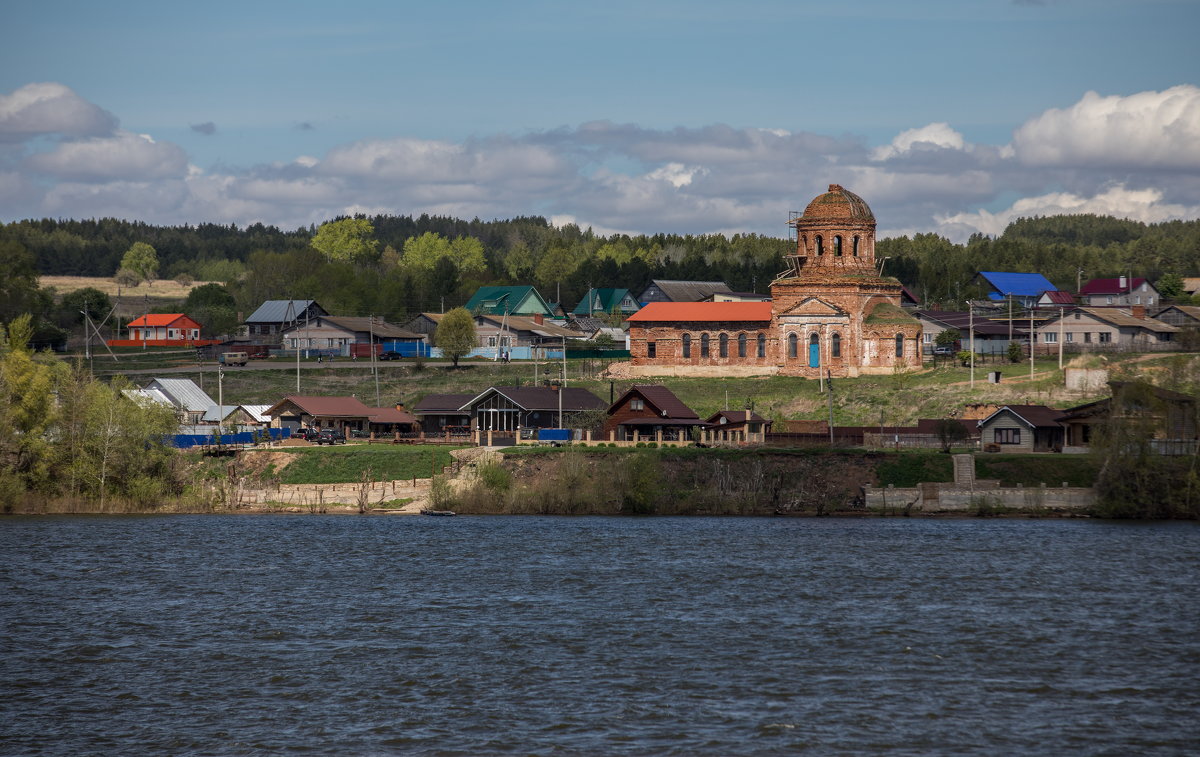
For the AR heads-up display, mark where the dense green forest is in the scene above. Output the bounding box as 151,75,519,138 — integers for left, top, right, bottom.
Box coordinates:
1,212,1198,345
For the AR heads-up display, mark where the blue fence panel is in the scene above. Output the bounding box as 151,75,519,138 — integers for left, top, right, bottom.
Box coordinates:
538,428,571,442
380,341,432,357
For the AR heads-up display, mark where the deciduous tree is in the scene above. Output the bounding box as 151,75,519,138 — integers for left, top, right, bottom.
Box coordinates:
434,307,476,368
119,242,159,286
312,218,379,264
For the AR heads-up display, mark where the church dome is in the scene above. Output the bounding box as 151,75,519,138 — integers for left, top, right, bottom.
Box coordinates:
802,184,874,222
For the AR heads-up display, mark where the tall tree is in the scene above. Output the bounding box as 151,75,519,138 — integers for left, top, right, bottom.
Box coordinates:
434,307,476,368
119,242,159,286
311,218,379,264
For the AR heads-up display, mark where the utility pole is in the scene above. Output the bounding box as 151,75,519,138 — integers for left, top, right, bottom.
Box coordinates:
827,369,834,446
968,301,975,389
558,336,566,429
371,315,380,407
1029,306,1035,380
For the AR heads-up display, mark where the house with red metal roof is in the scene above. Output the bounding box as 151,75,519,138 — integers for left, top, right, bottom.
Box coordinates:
108,313,218,347
1077,276,1160,308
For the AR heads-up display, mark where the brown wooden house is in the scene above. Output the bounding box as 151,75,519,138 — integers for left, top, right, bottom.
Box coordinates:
603,385,706,442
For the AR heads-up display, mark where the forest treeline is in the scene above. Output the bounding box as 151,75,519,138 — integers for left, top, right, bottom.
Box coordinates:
2,212,1198,339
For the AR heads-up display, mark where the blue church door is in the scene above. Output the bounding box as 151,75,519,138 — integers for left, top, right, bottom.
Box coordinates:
808,335,820,368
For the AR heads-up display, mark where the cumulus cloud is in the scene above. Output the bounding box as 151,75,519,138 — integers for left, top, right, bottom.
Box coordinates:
872,122,966,161
935,184,1200,238
0,82,118,142
1013,85,1200,169
25,130,189,182
191,121,217,135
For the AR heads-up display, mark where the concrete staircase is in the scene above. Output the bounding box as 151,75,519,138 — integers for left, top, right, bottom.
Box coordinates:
952,454,975,487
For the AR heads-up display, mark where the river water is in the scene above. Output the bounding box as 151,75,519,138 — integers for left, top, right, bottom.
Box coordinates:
2,516,1197,755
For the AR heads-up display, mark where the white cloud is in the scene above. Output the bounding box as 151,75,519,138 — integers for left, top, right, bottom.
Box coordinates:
645,162,706,188
935,184,1200,239
0,82,117,141
872,122,966,161
1013,85,1200,168
26,130,188,182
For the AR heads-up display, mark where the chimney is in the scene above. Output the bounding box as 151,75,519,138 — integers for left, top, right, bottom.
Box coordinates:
533,313,544,325
1131,305,1146,319
1118,275,1127,290
395,402,405,412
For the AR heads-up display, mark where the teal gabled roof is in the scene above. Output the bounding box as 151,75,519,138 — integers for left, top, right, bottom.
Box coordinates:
464,286,553,316
572,288,638,316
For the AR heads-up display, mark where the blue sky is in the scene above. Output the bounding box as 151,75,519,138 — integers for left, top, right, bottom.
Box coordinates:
2,0,1198,240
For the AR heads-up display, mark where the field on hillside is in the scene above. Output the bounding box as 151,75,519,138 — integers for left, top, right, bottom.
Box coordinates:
121,351,1199,426
40,275,218,299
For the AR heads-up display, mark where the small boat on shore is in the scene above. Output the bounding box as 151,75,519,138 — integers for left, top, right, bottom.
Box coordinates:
420,509,457,516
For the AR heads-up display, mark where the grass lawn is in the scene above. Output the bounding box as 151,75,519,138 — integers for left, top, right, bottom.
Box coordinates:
268,445,467,484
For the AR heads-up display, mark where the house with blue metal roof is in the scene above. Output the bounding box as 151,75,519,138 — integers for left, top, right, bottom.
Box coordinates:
464,286,554,317
975,272,1058,308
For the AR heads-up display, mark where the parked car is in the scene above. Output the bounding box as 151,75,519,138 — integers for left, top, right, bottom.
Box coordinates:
302,427,322,442
933,345,956,356
350,429,369,439
316,429,346,445
219,351,249,366
378,351,402,361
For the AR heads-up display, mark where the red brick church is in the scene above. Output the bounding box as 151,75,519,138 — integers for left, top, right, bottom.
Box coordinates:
627,184,922,378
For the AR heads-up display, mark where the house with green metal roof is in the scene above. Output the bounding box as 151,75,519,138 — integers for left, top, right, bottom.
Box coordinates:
464,286,554,317
572,288,639,316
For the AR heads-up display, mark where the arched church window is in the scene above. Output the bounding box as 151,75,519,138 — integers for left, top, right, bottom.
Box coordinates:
853,236,860,256
895,333,904,358
682,333,691,358
815,236,824,256
700,333,710,358
757,334,766,358
719,333,729,358
834,235,843,256
737,332,747,358
831,332,841,358
787,333,798,358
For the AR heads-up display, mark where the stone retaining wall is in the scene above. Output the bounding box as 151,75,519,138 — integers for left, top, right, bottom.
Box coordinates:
864,482,1095,512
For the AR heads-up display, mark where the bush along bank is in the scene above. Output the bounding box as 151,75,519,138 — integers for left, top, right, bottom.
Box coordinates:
437,447,1098,517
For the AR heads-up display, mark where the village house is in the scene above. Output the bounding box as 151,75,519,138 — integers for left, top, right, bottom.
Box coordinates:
974,272,1059,309
473,314,582,354
243,299,327,343
462,386,606,435
1078,277,1160,308
141,377,217,425
627,185,921,378
280,315,424,357
977,405,1066,453
1152,304,1200,329
603,384,706,442
465,285,556,317
914,310,1029,357
701,291,772,303
264,395,419,437
637,280,734,304
1035,307,1177,351
705,409,771,444
573,288,640,317
111,313,209,347
411,393,475,435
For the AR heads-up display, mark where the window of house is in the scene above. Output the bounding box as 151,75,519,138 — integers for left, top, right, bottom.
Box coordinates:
788,333,798,358
719,333,729,358
757,334,766,358
737,333,747,358
488,336,497,347
682,334,691,358
647,341,656,359
831,332,841,357
1066,332,1074,343
815,236,824,256
833,235,843,256
1099,332,1111,343
1106,296,1113,304
631,398,644,410
895,333,904,358
1044,332,1057,344
923,333,932,343
994,428,1021,445
700,333,710,358
1134,296,1141,304
1084,332,1092,343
